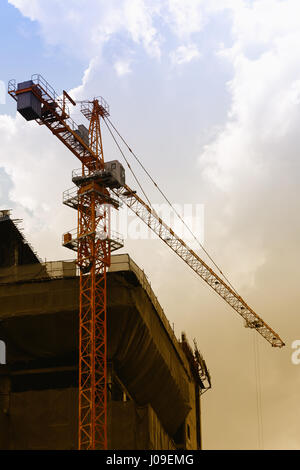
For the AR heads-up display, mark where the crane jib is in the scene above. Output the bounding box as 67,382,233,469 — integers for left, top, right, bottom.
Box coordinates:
8,74,285,350
112,184,285,349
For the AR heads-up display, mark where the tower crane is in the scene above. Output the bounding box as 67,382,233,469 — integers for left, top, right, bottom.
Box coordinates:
8,74,285,450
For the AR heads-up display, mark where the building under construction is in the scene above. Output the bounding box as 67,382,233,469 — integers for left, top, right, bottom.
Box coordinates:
0,74,284,450
0,210,211,450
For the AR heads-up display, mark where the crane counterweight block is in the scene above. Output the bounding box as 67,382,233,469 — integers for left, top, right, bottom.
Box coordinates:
15,80,42,121
8,75,99,168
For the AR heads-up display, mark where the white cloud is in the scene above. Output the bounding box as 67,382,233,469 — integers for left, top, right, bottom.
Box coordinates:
8,0,42,20
200,0,300,187
196,0,300,294
123,0,162,59
0,112,76,260
166,0,204,38
170,43,201,65
8,0,162,60
7,0,226,64
114,59,132,76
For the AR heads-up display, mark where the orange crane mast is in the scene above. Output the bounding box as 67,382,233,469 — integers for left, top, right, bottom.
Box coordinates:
8,74,285,450
8,75,124,449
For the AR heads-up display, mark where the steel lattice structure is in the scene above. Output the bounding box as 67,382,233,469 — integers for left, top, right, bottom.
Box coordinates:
77,180,110,450
8,75,116,449
8,75,99,167
8,73,284,452
75,104,111,449
112,185,285,348
75,97,111,450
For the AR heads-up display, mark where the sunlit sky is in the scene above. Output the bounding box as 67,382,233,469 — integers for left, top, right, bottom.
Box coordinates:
1,0,300,450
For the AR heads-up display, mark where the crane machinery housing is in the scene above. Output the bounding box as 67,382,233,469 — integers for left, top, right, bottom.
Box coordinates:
7,74,285,450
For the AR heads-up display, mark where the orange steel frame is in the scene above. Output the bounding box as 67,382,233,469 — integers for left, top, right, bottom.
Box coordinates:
77,104,111,450
8,75,284,453
8,77,112,449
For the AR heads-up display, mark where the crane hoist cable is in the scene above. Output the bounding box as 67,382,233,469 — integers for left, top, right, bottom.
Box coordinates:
103,117,153,208
104,116,238,294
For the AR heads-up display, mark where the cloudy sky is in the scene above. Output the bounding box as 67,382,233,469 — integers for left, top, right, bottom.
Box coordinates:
1,0,300,449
